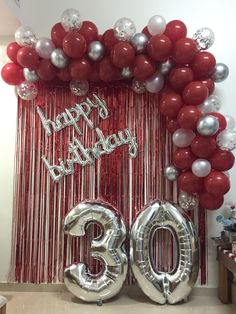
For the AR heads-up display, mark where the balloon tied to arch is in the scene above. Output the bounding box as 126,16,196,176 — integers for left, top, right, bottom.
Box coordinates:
2,8,236,304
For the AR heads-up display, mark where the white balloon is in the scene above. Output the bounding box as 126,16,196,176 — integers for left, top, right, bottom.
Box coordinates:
35,38,55,59
225,115,236,130
173,129,196,148
147,15,166,36
192,159,211,177
198,97,215,113
217,129,236,151
145,72,164,93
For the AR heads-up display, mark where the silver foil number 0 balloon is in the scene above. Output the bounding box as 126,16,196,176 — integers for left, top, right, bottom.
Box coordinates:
64,201,128,302
130,200,199,304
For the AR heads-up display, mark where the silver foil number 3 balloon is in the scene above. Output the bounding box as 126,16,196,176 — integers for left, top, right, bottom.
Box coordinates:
64,201,128,302
130,200,199,304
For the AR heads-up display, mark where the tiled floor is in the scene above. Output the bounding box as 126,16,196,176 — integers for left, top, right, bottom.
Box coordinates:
0,288,235,314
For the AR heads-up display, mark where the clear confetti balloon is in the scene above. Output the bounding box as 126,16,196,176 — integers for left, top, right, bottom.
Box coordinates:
208,95,221,111
35,38,55,59
51,48,69,68
15,26,37,47
211,63,229,83
192,27,215,50
147,15,166,35
198,97,215,113
178,191,199,210
61,8,82,31
16,81,38,100
114,17,136,41
70,80,89,96
132,79,146,94
225,115,236,130
217,129,236,151
23,68,39,83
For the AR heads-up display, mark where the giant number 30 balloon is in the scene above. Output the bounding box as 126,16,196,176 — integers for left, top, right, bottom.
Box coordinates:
64,201,128,302
130,200,199,304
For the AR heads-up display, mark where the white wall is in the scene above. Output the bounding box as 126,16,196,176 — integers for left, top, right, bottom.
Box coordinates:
0,0,236,286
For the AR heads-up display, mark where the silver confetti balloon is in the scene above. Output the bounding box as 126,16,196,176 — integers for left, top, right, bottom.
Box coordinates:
164,164,179,181
87,41,105,61
70,80,89,96
61,8,82,31
16,81,38,100
130,200,199,304
50,48,69,69
192,27,215,50
114,17,136,41
132,79,146,94
178,191,199,210
64,201,128,302
121,67,133,79
217,129,236,151
211,63,229,83
197,115,219,136
15,26,37,47
157,59,173,76
23,68,39,83
131,33,148,54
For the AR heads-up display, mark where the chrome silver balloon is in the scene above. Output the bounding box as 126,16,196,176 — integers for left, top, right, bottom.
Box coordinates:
131,33,148,54
158,59,173,76
121,67,133,79
211,63,229,83
197,115,219,136
23,68,39,83
50,48,69,69
178,191,199,210
192,27,215,50
64,201,128,302
130,200,199,304
164,164,179,181
88,41,105,61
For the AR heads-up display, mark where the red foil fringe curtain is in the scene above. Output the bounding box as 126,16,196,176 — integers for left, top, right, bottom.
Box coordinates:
10,84,207,284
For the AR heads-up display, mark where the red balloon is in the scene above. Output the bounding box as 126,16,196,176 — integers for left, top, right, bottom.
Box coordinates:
209,112,227,134
51,23,67,48
209,148,235,171
191,136,216,158
89,64,100,82
79,21,98,43
168,67,194,91
166,118,180,134
142,26,152,39
182,81,209,105
147,34,172,61
199,79,215,95
204,171,230,195
63,32,87,58
69,58,92,80
199,193,224,210
98,57,120,82
7,42,21,63
37,59,57,81
1,62,24,85
178,171,203,194
191,52,216,79
102,29,119,51
177,105,202,130
172,38,197,65
133,55,156,81
173,147,196,170
160,92,183,118
17,46,39,69
164,20,187,43
111,42,135,68
57,67,71,81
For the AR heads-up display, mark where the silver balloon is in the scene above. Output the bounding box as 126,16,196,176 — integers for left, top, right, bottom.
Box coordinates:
16,81,38,100
217,129,236,151
211,63,229,83
88,41,105,61
132,79,146,94
50,48,69,69
130,200,199,304
145,72,164,93
121,67,133,79
64,201,128,302
164,164,179,181
131,33,148,54
23,68,39,83
70,80,89,96
158,59,173,76
35,38,55,59
114,17,136,41
197,115,219,136
192,27,215,50
15,26,37,47
178,191,199,210
61,8,82,31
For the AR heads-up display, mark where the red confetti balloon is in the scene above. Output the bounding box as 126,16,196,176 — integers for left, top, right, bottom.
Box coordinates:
204,171,230,195
209,148,235,171
191,136,217,158
51,23,67,48
172,38,197,65
111,42,135,68
164,20,187,43
191,52,216,79
57,67,71,81
7,42,21,63
147,34,172,61
133,54,156,81
63,32,87,58
166,118,180,134
209,112,227,134
177,105,202,129
183,81,209,105
102,29,119,51
173,147,196,169
199,193,224,210
168,67,194,91
160,92,183,118
79,21,98,43
17,46,39,69
37,59,57,81
178,171,203,194
69,58,92,80
1,62,24,85
142,26,152,39
98,57,120,82
200,79,215,95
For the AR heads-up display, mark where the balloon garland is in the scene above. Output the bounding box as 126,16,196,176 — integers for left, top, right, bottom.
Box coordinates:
1,9,236,210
